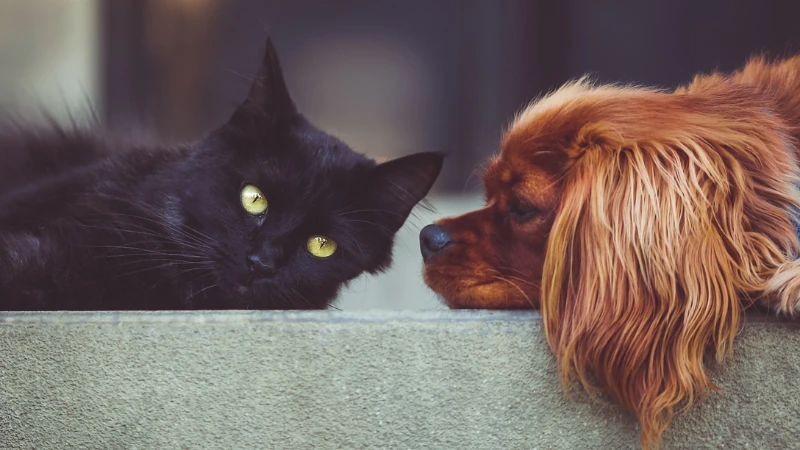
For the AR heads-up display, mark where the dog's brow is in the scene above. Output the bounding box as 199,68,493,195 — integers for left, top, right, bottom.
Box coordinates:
511,170,562,209
510,186,536,207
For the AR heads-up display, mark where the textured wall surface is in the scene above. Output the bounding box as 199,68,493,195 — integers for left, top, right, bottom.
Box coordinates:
0,310,798,449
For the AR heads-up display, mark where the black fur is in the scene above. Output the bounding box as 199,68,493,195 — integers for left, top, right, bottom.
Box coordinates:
0,38,442,311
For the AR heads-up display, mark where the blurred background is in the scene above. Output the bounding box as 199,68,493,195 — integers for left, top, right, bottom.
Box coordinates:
2,0,800,309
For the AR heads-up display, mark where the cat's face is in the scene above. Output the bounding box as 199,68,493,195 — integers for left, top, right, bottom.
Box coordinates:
171,39,442,308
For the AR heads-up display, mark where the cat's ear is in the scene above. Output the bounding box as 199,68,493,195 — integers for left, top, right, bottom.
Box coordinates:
363,152,444,233
227,37,296,134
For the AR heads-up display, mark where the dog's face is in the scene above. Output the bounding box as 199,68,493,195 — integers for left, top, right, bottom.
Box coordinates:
421,80,622,310
420,73,800,449
420,116,569,310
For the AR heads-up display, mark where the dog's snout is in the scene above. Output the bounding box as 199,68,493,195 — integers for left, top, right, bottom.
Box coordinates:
420,224,453,262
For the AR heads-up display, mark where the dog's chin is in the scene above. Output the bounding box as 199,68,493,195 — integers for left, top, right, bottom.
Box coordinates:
423,268,538,310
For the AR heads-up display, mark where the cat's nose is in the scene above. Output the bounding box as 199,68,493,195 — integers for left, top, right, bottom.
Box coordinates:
247,253,277,278
420,224,452,263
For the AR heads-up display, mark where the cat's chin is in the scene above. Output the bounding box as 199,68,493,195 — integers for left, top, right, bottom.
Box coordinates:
220,279,255,298
233,283,249,295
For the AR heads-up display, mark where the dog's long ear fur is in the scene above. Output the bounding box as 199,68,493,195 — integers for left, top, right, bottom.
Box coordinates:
540,97,800,448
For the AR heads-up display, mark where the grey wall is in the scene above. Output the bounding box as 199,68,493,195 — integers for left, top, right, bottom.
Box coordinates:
1,310,798,449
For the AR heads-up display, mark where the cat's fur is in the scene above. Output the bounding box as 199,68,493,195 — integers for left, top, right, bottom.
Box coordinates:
0,38,442,311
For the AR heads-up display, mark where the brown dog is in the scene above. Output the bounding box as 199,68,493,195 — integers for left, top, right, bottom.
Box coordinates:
421,56,800,448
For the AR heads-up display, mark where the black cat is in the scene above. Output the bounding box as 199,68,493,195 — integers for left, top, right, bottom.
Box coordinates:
0,38,443,311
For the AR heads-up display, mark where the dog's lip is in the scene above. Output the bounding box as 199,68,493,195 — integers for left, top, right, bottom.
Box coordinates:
439,280,539,310
432,280,509,309
423,266,481,285
423,269,500,296
464,279,500,289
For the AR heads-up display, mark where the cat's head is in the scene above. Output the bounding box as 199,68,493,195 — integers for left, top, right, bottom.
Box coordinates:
172,38,442,308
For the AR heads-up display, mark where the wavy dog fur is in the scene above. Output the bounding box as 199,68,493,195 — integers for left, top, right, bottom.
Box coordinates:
422,56,800,448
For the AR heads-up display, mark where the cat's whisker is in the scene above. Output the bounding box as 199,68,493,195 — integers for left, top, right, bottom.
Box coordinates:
139,217,213,248
163,219,219,246
186,282,218,301
106,259,214,270
102,252,208,262
78,222,212,251
106,256,213,268
387,180,417,203
97,252,208,263
337,209,406,218
288,287,314,309
79,222,216,256
85,204,219,247
86,245,209,260
174,266,216,279
347,219,395,236
183,269,217,290
332,201,360,215
86,262,206,284
100,243,210,259
339,230,365,263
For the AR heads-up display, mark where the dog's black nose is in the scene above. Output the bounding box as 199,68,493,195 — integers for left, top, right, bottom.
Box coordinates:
420,224,453,262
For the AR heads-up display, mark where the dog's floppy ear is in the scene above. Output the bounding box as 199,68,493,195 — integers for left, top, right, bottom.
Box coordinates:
540,122,755,449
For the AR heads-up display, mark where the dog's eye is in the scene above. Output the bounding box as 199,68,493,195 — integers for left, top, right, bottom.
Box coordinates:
509,200,540,223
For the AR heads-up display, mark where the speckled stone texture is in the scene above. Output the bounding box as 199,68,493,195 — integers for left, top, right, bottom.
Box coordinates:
0,310,797,449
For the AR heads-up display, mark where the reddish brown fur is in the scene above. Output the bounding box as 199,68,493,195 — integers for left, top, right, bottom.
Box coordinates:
423,56,800,448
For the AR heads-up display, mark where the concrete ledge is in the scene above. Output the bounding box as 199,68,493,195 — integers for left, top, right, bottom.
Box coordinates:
0,310,798,449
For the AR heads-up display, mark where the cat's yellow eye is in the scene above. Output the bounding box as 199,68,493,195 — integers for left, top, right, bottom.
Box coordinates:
306,235,337,258
240,184,268,215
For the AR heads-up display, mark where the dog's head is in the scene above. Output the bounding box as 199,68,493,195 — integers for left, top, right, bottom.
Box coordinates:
422,75,800,447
